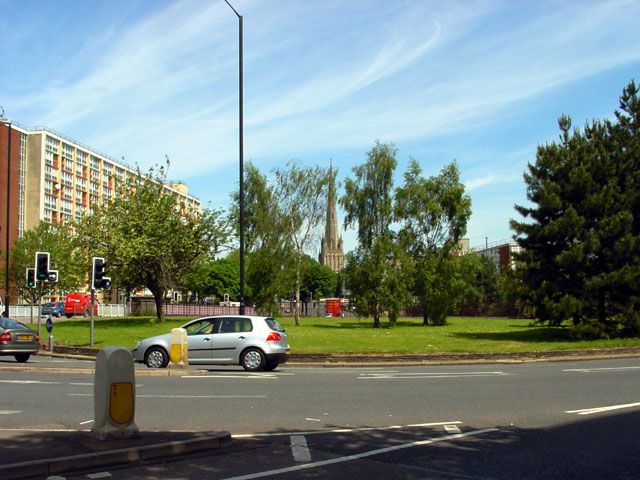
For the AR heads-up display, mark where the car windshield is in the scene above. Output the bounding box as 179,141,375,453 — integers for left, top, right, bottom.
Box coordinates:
265,318,285,332
0,318,28,330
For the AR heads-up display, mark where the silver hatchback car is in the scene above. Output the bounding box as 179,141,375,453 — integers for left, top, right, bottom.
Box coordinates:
132,315,290,371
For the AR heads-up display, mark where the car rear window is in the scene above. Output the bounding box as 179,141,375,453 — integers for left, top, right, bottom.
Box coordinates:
0,318,27,330
265,318,285,332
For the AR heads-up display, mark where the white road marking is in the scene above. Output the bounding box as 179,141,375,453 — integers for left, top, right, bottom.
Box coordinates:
182,375,277,379
565,402,640,415
359,371,510,379
67,394,266,398
305,418,321,422
46,476,66,480
69,383,93,386
0,380,62,384
234,421,463,438
0,410,21,415
290,435,311,462
223,428,498,480
87,473,112,479
563,366,640,373
0,428,81,432
79,419,94,425
443,424,461,434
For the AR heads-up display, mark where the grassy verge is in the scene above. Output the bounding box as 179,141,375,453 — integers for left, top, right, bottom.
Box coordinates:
37,316,640,354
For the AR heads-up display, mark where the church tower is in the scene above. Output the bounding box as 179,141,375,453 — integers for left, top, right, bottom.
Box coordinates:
319,165,344,272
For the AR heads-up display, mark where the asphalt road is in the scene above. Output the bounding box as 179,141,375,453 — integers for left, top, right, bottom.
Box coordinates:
1,357,639,479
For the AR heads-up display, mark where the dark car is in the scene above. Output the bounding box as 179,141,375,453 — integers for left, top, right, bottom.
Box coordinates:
41,301,65,318
0,317,40,362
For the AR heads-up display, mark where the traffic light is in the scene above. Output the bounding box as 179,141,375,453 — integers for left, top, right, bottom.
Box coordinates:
48,270,59,282
26,268,36,288
92,257,111,290
35,252,50,280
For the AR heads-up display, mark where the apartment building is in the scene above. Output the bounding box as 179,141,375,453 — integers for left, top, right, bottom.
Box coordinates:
456,238,522,272
0,120,201,301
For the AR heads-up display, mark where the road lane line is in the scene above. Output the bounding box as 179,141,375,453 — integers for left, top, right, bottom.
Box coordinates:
234,421,463,438
223,428,498,480
290,435,311,462
563,366,640,373
0,410,21,415
181,375,277,379
444,424,461,434
67,394,266,398
0,380,63,384
79,419,94,425
565,402,640,415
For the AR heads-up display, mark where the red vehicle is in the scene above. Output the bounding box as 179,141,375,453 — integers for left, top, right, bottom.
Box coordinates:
325,298,342,317
64,293,98,318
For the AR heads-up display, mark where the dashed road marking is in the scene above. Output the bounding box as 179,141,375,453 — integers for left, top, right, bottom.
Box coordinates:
234,421,463,438
290,435,311,462
0,410,21,415
68,393,266,399
563,366,640,373
443,424,461,433
87,473,112,479
222,427,498,480
359,371,510,380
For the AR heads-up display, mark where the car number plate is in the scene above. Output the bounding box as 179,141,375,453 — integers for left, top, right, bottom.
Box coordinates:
18,334,33,341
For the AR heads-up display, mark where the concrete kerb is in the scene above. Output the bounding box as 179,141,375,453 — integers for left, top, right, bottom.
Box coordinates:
0,431,232,480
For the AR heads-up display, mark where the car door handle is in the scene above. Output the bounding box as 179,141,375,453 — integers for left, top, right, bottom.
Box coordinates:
238,336,246,340
203,338,211,341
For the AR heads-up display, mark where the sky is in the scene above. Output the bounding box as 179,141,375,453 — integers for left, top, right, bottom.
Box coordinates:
1,0,639,256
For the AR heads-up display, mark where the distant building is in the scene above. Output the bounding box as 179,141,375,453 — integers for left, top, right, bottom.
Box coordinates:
0,120,201,303
318,165,344,272
460,238,522,272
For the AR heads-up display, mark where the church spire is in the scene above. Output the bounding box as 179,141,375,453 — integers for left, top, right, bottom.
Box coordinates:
319,162,344,272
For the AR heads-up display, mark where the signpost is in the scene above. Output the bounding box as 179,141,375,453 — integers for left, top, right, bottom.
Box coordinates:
45,316,54,352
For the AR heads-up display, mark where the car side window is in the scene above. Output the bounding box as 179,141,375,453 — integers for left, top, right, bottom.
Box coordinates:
185,319,215,336
216,318,253,334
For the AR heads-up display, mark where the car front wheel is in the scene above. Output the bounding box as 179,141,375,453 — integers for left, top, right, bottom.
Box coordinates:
145,347,169,368
241,348,266,372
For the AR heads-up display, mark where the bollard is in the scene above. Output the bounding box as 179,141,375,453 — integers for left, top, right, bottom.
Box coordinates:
169,327,188,368
92,347,138,439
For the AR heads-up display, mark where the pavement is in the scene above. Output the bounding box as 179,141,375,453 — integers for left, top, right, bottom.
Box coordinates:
0,429,231,480
1,347,639,479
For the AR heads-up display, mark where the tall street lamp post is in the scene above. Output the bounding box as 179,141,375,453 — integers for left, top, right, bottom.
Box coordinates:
0,108,12,317
224,0,245,315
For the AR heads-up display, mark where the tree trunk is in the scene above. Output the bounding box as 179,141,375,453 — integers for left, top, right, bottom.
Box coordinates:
153,289,165,323
294,265,301,326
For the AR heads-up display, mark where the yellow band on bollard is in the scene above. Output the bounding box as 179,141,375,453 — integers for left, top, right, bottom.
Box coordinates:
109,382,134,425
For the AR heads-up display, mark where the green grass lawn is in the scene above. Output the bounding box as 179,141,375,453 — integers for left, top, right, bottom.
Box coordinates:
36,315,640,354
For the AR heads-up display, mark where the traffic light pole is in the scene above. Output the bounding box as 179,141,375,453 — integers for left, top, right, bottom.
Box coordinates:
29,287,34,325
90,289,95,348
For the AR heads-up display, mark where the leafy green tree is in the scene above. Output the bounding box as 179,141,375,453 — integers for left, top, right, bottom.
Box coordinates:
341,141,411,327
511,81,640,338
233,163,290,313
344,235,411,327
457,254,500,304
301,256,339,302
74,162,231,322
274,161,329,325
9,222,86,307
395,160,472,325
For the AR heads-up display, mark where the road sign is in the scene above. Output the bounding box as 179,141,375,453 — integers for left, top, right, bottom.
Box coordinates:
45,317,53,334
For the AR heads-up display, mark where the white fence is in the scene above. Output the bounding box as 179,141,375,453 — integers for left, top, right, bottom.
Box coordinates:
7,304,127,318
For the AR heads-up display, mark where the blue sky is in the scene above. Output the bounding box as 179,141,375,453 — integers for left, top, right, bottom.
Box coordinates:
1,0,639,255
